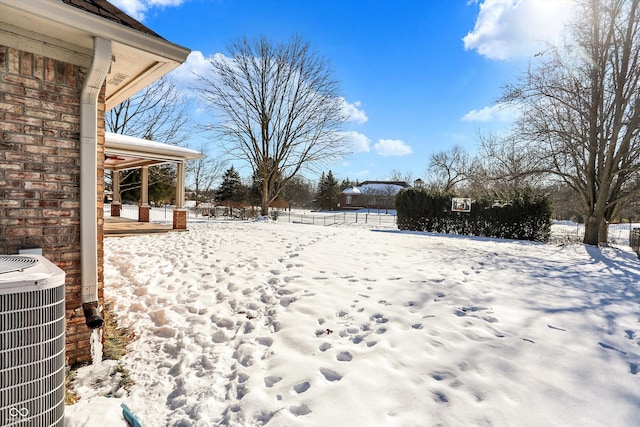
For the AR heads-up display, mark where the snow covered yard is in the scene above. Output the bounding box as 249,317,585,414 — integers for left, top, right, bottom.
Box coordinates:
66,220,640,427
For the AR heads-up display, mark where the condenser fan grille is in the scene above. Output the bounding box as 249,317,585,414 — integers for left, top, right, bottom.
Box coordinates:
0,256,39,274
0,256,65,426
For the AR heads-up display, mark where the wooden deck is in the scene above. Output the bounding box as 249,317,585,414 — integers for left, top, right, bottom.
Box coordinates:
104,216,185,236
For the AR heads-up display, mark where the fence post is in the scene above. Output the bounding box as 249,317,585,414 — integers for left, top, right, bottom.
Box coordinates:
630,228,640,259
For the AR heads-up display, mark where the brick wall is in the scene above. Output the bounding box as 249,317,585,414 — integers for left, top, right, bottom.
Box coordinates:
0,45,105,366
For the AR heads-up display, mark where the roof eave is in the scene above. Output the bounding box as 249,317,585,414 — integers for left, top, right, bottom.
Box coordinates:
1,0,190,62
0,0,190,109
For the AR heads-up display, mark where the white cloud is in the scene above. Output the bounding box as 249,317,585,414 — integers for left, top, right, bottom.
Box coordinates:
110,0,186,21
339,98,368,124
461,102,521,122
374,139,413,157
170,51,213,89
340,131,371,153
463,0,576,60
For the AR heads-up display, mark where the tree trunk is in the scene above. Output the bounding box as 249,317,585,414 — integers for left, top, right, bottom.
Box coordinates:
583,214,601,245
261,177,269,217
598,219,609,245
261,195,269,217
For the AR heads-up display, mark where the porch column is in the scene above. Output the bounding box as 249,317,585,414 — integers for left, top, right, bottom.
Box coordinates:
110,170,121,217
139,166,150,222
173,161,187,229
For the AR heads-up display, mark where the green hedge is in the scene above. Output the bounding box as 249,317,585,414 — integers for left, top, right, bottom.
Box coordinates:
396,188,552,242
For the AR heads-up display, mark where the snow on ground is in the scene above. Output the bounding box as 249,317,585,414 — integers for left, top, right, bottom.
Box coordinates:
66,213,640,426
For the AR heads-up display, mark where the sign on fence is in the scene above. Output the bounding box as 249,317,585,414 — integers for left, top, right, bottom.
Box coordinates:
451,198,471,213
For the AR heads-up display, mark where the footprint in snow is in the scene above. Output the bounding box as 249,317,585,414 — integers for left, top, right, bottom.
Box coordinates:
289,404,312,416
319,342,332,352
337,351,353,362
256,337,273,347
294,381,311,394
264,376,282,388
370,313,389,324
433,391,449,403
319,368,342,382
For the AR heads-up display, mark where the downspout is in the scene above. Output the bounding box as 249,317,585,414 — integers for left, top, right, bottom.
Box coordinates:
80,37,112,329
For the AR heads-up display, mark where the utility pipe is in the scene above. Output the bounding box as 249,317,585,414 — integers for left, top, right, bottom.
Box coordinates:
80,37,111,329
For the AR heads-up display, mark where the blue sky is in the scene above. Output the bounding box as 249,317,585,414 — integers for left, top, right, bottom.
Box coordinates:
112,0,576,183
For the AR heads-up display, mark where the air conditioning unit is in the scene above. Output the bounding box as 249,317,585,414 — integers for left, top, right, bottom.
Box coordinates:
0,255,66,427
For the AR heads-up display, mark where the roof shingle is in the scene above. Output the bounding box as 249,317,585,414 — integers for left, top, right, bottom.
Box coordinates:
60,0,164,39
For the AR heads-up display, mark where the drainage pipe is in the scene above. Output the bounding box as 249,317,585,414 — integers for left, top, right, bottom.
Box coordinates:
80,37,111,329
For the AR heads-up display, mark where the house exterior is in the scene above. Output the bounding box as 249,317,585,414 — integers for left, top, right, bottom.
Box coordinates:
0,0,190,364
340,181,411,210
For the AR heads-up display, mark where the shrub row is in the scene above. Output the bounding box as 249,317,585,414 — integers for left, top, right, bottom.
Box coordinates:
395,188,552,242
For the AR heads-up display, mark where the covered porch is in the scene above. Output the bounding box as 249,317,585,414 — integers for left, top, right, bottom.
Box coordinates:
105,132,203,230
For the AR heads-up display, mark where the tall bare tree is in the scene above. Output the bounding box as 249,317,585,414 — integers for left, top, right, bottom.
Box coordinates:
197,35,349,216
502,0,640,245
107,77,189,144
426,145,474,192
475,133,546,192
106,77,191,203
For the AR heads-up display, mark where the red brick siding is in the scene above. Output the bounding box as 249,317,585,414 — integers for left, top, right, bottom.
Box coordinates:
0,45,105,366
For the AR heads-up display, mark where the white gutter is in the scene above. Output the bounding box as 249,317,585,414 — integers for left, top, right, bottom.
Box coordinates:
80,37,112,329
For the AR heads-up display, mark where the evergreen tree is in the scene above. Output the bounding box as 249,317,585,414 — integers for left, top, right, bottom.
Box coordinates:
216,166,244,203
315,171,340,210
340,178,359,191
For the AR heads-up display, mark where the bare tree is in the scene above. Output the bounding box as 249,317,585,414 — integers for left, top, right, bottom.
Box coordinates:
475,133,546,192
502,0,640,245
426,145,473,192
186,144,227,206
388,169,415,185
197,35,350,216
107,77,189,144
106,77,191,202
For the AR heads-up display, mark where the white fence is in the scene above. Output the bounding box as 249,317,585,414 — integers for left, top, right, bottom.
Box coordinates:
106,204,637,248
274,211,398,227
550,221,637,246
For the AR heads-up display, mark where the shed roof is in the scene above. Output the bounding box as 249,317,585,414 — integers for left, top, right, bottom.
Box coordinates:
341,181,411,195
